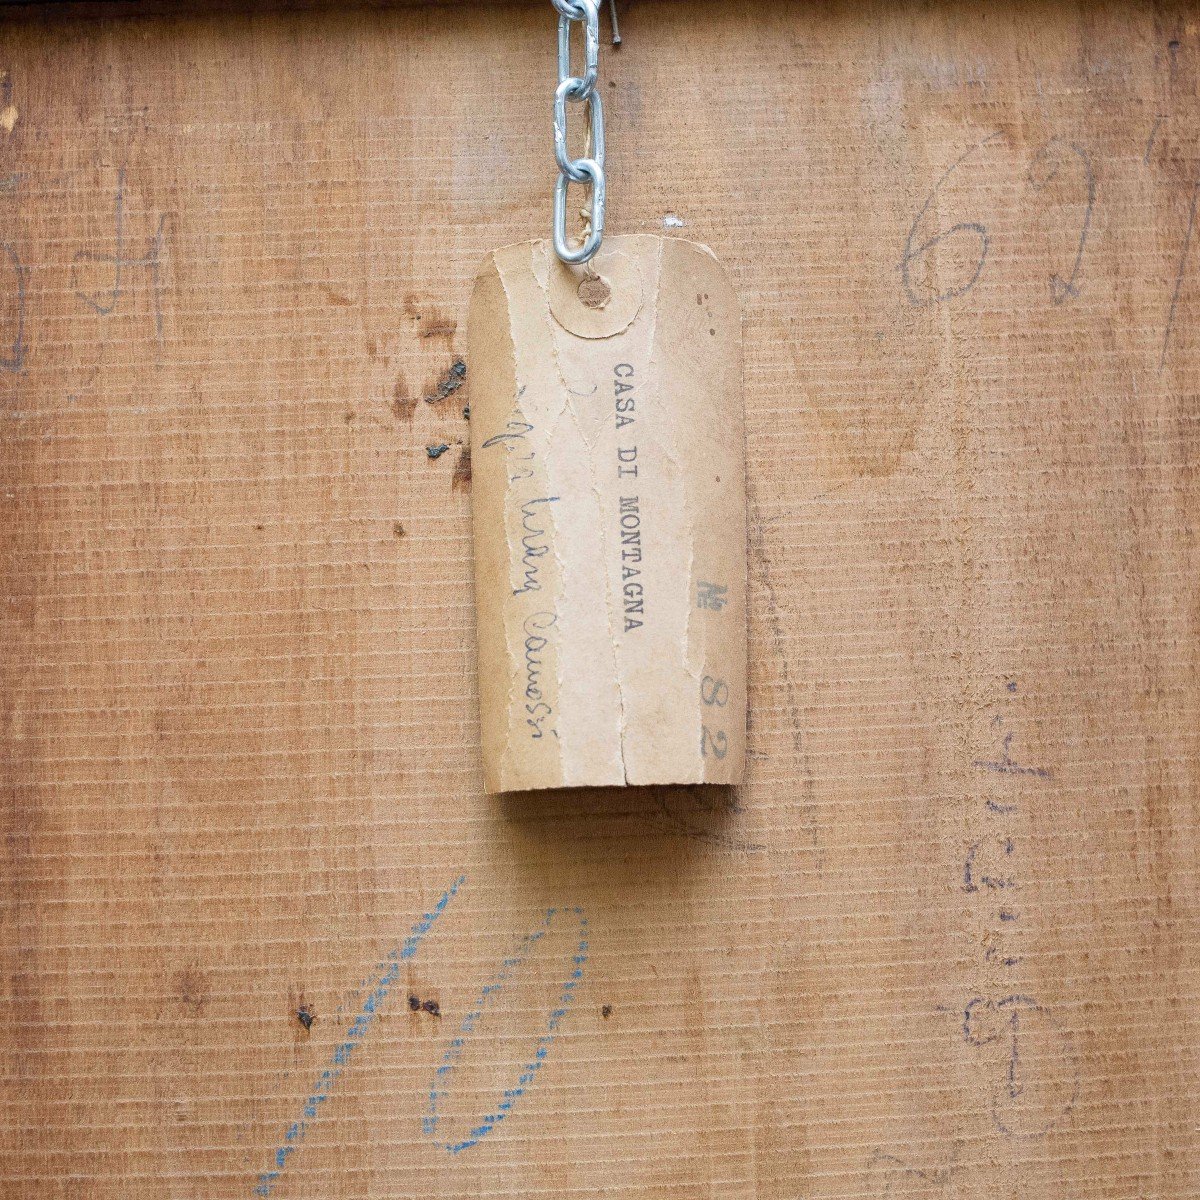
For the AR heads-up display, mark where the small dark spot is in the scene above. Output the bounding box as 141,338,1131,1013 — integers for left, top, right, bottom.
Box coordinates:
1006,680,1018,693
425,360,467,405
420,316,458,339
696,293,703,305
462,404,470,420
421,998,441,1017
176,964,210,1017
297,1006,314,1030
601,1004,613,1019
344,411,355,423
323,286,353,307
392,521,406,539
254,523,265,532
426,442,451,460
1169,38,1181,51
408,994,421,1012
452,446,472,492
709,328,716,336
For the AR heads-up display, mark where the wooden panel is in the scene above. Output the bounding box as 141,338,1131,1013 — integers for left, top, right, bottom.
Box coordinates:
0,2,1197,1197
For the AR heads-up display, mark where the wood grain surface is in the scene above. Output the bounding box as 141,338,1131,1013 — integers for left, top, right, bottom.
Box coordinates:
0,2,1197,1197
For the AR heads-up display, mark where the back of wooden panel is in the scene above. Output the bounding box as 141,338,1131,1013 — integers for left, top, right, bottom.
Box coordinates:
0,2,1196,1197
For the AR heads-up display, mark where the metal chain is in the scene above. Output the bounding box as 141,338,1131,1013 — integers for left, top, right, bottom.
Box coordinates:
551,0,606,265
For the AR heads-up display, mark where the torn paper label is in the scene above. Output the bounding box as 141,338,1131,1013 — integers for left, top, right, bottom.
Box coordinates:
468,235,746,793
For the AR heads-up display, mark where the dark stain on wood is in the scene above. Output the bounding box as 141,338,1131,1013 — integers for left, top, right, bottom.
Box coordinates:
404,293,457,340
452,445,471,492
176,964,210,1017
392,373,418,421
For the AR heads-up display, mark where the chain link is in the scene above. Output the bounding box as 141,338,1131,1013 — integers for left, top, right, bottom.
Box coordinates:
551,0,606,265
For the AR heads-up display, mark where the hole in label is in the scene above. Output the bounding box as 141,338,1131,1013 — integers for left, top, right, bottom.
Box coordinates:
578,275,611,309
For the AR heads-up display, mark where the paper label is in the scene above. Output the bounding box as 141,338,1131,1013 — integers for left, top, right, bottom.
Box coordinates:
468,235,746,793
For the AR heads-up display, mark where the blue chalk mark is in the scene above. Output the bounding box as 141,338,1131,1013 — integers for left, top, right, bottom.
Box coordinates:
253,875,466,1197
424,906,588,1154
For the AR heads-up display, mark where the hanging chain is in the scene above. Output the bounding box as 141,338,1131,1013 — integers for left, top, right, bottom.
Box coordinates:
551,0,606,265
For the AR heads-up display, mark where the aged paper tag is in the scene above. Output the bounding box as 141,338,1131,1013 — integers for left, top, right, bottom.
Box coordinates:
469,235,746,792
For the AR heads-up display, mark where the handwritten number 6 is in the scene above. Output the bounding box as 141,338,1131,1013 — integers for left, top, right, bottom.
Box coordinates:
901,132,1004,306
701,726,728,759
